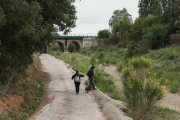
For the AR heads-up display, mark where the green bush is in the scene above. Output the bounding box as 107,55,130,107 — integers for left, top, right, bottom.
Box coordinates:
125,50,134,58
122,66,166,120
117,57,167,120
127,41,138,51
56,52,61,56
131,57,152,68
116,61,124,72
143,24,168,49
97,29,110,39
51,42,59,51
86,51,91,56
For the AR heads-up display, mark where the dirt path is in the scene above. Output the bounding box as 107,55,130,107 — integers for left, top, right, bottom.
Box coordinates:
30,54,105,120
104,65,180,112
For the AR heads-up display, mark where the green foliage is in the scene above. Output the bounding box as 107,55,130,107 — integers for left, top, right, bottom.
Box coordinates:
112,17,133,46
0,0,77,83
97,29,110,39
131,57,152,68
127,41,138,50
68,42,74,52
130,17,143,42
109,8,131,27
168,0,180,34
121,61,166,120
51,42,59,51
85,80,90,86
125,41,139,57
56,52,61,56
90,56,97,66
138,0,175,23
170,81,179,93
143,24,168,49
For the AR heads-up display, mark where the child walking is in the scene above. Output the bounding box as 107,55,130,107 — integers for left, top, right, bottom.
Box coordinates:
71,70,84,94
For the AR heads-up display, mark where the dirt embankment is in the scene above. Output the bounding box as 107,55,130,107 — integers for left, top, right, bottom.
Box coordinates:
0,54,50,119
0,96,24,112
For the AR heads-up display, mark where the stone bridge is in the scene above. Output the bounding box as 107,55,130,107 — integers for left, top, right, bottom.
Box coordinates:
56,36,96,52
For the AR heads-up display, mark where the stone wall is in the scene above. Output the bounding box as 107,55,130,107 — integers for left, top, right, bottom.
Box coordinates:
83,38,97,48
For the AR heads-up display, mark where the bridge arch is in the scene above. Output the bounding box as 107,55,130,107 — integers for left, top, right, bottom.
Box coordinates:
67,41,81,52
57,42,64,52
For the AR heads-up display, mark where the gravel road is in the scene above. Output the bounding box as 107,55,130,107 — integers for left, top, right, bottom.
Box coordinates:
30,54,106,120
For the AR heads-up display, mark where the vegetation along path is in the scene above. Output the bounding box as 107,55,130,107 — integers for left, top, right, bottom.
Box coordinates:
30,54,105,120
104,65,180,112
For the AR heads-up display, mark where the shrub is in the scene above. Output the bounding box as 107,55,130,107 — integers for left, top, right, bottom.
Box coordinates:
117,57,166,120
56,52,61,56
97,29,110,39
125,50,134,58
143,24,168,49
127,41,138,51
116,61,124,72
68,42,74,52
132,57,153,68
51,42,59,51
122,67,167,120
125,41,139,58
86,51,91,56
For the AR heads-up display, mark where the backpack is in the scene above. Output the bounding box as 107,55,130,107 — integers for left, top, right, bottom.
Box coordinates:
75,76,80,82
87,71,89,76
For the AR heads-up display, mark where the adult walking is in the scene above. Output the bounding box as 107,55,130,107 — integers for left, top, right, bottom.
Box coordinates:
87,66,97,90
71,70,84,94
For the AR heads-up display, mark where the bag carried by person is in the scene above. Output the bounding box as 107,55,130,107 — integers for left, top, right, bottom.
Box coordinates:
75,76,80,82
87,71,90,76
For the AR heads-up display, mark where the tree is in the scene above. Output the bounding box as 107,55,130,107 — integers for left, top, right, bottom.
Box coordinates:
143,24,168,49
138,0,159,17
138,0,175,23
109,8,131,27
130,17,143,42
97,29,110,39
112,17,133,45
168,0,180,34
0,0,77,83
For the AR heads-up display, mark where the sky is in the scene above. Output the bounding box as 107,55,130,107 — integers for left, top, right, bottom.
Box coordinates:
59,0,139,36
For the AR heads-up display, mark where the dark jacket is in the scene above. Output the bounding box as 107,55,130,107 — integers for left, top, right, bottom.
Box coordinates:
87,69,94,78
71,74,85,80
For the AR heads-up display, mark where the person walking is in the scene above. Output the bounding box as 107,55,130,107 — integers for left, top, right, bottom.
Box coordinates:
71,70,84,94
87,66,97,90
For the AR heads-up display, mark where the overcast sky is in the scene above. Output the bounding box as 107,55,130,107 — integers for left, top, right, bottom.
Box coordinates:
61,0,139,35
